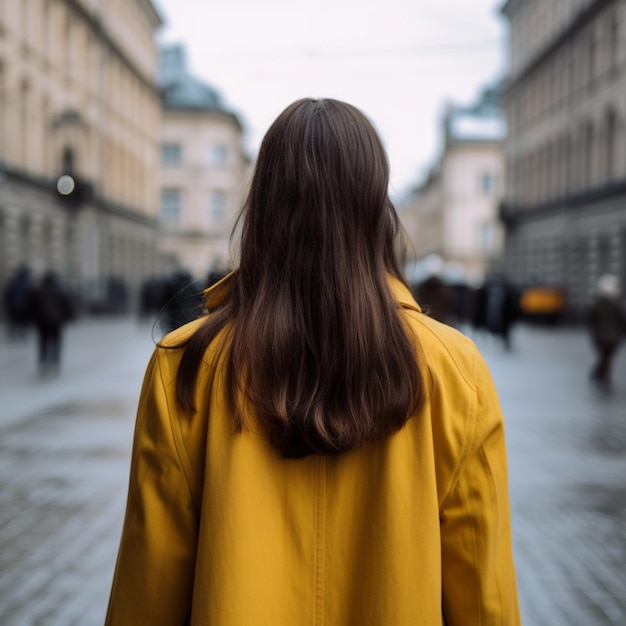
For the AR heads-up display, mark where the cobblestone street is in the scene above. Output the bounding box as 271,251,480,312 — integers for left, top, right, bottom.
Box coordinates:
0,318,625,625
484,326,626,626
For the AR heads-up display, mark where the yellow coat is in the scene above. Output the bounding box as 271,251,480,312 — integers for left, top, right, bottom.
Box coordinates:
106,274,521,626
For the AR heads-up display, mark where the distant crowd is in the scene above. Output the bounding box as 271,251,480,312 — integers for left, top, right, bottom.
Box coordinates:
1,265,227,374
411,273,521,350
3,265,623,386
411,270,625,387
138,269,227,334
2,266,75,375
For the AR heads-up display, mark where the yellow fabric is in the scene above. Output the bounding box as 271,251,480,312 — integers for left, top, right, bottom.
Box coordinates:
106,274,521,626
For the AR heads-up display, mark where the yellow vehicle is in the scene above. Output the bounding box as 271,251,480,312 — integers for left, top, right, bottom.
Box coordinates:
520,286,567,321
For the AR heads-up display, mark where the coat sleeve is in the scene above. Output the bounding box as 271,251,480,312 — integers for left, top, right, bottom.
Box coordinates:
106,349,198,626
440,353,521,626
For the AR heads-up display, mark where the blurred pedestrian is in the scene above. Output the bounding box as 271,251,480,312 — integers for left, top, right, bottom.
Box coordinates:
469,281,488,333
160,271,204,334
107,98,520,625
138,277,166,322
205,267,228,289
2,265,33,339
106,277,128,314
414,273,453,324
484,275,520,350
29,271,73,376
587,273,626,388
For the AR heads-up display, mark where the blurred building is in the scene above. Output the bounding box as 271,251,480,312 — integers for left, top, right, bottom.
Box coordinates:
0,0,163,311
402,86,505,286
501,0,626,317
157,45,248,281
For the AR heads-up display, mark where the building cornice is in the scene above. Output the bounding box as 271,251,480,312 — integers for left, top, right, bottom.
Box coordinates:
135,0,164,28
94,197,158,228
500,0,525,19
447,138,503,148
163,107,244,131
160,229,231,240
0,162,56,195
503,0,615,94
67,0,160,92
0,162,157,228
500,177,626,224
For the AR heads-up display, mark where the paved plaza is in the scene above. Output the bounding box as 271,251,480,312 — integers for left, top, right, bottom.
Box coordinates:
0,317,625,625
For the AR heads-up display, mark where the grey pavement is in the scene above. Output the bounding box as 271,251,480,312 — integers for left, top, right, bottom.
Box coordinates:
480,325,626,626
0,317,156,626
0,317,625,625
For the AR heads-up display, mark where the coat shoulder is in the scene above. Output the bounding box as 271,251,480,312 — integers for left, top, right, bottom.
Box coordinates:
404,309,482,392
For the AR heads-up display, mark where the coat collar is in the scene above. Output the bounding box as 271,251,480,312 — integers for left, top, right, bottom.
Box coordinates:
387,274,422,314
203,271,236,310
203,271,421,314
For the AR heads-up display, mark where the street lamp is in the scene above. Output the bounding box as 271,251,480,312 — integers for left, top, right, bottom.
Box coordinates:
56,174,76,196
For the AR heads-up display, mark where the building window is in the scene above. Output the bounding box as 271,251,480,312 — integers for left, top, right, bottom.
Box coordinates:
621,230,626,298
479,172,496,195
478,222,495,254
161,189,181,223
557,136,567,196
208,192,227,226
20,0,30,46
529,151,538,202
19,79,29,165
62,146,75,173
161,143,182,165
566,134,575,192
43,1,51,61
206,144,227,168
65,9,72,84
586,34,596,86
597,236,611,275
537,147,547,200
609,15,619,71
0,64,4,155
581,122,594,187
605,110,617,181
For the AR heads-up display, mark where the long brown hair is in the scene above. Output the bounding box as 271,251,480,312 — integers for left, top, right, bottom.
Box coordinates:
174,98,424,458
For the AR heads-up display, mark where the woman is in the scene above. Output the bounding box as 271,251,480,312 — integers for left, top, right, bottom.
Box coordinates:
106,98,520,625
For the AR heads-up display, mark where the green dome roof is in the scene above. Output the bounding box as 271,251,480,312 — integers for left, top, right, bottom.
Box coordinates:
158,45,228,112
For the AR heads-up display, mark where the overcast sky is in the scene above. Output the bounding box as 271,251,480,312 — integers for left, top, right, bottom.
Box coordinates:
154,0,507,200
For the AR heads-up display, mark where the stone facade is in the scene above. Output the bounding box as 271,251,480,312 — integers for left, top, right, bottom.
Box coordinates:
0,0,163,311
501,0,626,317
157,46,248,281
401,87,505,286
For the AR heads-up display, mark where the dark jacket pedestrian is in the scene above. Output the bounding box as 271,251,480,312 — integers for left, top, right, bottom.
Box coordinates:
587,274,625,386
484,276,520,350
469,283,488,331
138,277,167,321
3,265,33,339
29,272,73,375
414,274,453,324
161,272,204,334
